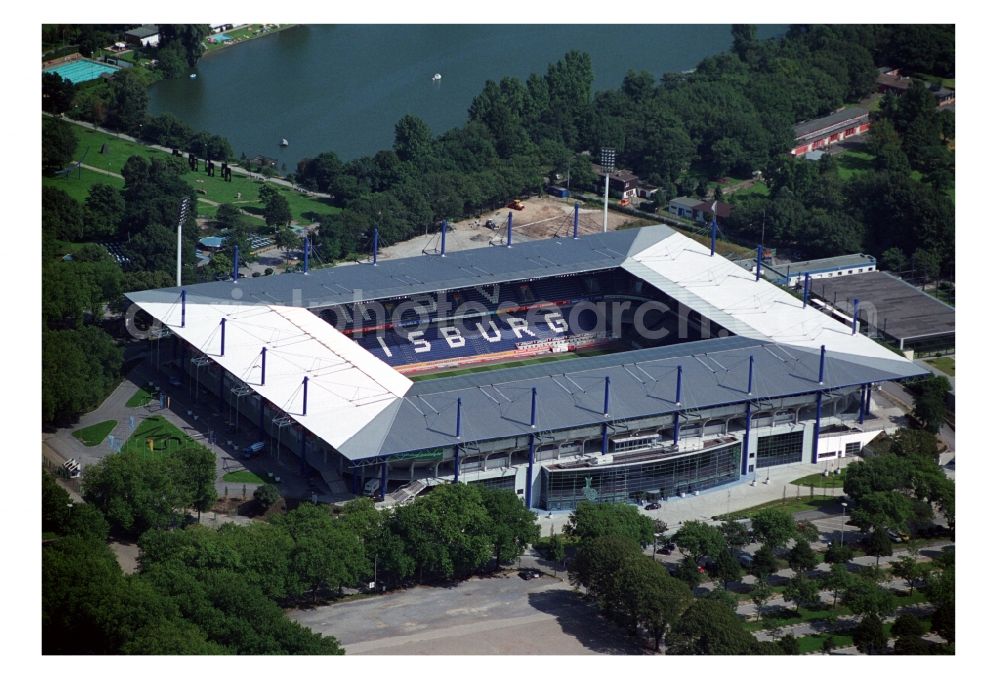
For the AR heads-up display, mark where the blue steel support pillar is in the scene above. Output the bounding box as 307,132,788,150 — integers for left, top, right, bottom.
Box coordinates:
303,237,310,274
710,218,717,256
260,347,267,386
852,298,859,335
180,289,186,327
373,226,379,266
573,203,580,239
866,383,873,416
755,244,763,281
601,376,610,455
453,398,462,483
742,402,752,476
441,220,447,256
802,274,811,308
302,376,309,416
818,345,826,384
812,391,823,464
524,387,538,508
232,245,239,283
380,461,388,500
747,355,754,395
858,385,866,424
673,413,680,446
220,318,226,356
506,212,513,248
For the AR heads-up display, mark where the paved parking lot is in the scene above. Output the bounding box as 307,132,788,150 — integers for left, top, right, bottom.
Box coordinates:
288,571,645,655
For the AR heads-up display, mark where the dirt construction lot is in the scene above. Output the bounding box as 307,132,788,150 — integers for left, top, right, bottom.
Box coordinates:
288,570,645,655
373,196,654,262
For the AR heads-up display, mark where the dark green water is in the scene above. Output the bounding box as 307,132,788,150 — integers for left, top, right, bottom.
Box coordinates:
148,24,785,166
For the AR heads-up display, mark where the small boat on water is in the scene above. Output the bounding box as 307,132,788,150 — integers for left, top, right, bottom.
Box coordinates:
280,138,289,147
432,73,442,81
189,73,197,79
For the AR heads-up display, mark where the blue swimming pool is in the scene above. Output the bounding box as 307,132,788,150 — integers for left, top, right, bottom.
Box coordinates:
44,59,120,84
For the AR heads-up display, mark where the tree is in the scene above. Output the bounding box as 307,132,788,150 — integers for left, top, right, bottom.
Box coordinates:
105,70,148,135
476,487,539,568
844,577,895,620
719,519,752,551
158,25,211,67
823,563,853,608
910,376,950,434
880,246,907,273
891,612,925,639
172,445,217,520
865,527,894,566
778,633,799,655
273,504,367,602
254,484,280,510
42,186,84,241
786,539,818,574
83,183,125,239
731,24,758,61
750,546,778,582
42,117,78,175
750,508,797,551
393,114,433,165
713,549,743,591
853,613,888,654
42,72,76,114
42,327,122,426
890,555,930,595
749,579,771,620
43,471,73,535
673,520,727,560
260,185,292,228
669,599,759,655
782,573,820,612
824,542,855,565
564,501,655,548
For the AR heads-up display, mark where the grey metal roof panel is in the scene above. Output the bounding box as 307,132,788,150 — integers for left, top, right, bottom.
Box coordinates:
793,107,868,140
353,338,928,460
125,226,657,309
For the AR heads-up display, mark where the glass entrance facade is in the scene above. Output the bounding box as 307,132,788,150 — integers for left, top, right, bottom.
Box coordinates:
539,440,742,511
755,430,805,468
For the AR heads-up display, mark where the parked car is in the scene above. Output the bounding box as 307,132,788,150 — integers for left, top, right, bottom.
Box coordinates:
886,529,910,543
518,568,542,580
644,502,661,511
738,553,754,568
242,441,265,459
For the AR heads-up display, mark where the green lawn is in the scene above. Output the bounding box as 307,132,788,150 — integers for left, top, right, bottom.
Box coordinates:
926,356,955,376
222,469,268,484
55,120,339,224
43,169,124,203
791,472,844,489
72,420,118,447
126,387,154,408
836,149,876,180
714,496,840,521
122,416,201,456
797,631,854,653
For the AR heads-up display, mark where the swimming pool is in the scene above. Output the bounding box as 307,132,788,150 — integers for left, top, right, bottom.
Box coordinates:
44,59,120,85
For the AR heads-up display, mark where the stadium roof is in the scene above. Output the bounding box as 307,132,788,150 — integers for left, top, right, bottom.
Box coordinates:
127,225,927,462
128,226,665,310
808,271,955,348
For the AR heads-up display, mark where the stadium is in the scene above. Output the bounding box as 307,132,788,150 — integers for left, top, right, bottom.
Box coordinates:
126,224,927,510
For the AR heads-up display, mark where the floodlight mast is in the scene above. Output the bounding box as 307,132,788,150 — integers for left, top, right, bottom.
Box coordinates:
176,197,190,287
600,147,615,233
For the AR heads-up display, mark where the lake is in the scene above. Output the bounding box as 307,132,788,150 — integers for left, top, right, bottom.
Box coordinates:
148,24,786,167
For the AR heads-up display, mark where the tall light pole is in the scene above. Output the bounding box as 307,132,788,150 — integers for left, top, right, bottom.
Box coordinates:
600,147,615,233
840,500,848,546
176,197,190,287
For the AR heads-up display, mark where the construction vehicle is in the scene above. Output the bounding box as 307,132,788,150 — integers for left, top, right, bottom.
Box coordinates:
507,199,525,210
